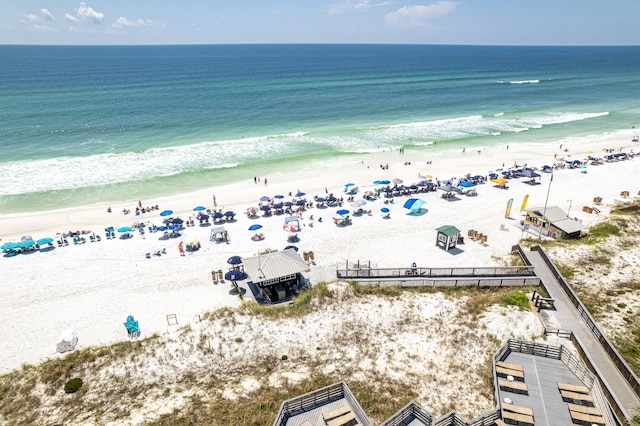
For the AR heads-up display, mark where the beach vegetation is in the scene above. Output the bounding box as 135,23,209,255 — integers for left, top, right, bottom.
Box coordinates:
499,291,531,310
0,281,545,424
64,377,83,393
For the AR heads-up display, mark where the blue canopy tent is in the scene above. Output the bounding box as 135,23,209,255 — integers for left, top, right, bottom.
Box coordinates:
123,315,140,337
403,198,426,214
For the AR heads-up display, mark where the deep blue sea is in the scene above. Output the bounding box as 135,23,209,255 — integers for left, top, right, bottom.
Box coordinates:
1,44,639,214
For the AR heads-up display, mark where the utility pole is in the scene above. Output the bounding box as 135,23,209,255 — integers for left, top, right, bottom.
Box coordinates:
538,172,554,240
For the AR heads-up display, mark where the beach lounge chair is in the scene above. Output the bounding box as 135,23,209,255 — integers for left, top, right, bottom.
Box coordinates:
90,234,96,242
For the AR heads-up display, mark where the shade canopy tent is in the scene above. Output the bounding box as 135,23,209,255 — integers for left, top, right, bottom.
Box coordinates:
439,184,462,194
435,225,461,251
283,216,300,232
242,248,309,288
210,226,228,242
521,168,541,178
403,198,426,214
56,329,78,353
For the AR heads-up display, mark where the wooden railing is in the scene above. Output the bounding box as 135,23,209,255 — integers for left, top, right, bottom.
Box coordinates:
531,245,640,399
379,402,434,426
272,381,372,426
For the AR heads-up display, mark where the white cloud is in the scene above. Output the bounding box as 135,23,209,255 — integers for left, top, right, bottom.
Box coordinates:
40,8,55,21
112,17,164,28
24,13,41,23
33,24,58,33
328,0,395,15
385,1,456,28
76,2,105,24
65,13,80,23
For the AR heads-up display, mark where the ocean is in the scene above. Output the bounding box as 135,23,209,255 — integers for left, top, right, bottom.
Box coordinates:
1,44,639,214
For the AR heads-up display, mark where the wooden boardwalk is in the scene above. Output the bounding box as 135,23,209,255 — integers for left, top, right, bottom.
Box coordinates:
521,247,640,421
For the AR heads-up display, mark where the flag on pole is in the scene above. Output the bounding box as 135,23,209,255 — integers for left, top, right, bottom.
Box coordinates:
520,194,529,212
505,198,514,218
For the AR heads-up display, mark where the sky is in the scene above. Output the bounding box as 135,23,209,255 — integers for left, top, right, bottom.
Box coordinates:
1,1,639,46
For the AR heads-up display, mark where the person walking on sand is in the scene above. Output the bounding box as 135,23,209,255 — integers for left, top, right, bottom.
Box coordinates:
178,241,185,256
264,178,268,186
213,195,217,207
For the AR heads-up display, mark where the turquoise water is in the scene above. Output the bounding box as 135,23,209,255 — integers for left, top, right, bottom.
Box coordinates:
1,44,639,213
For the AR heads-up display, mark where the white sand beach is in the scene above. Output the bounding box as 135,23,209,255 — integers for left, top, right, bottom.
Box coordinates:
0,130,638,375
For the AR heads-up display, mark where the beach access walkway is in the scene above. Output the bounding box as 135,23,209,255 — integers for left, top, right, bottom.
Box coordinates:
520,246,640,423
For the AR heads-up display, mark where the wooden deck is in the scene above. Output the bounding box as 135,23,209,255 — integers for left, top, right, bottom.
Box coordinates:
496,351,607,426
522,247,640,421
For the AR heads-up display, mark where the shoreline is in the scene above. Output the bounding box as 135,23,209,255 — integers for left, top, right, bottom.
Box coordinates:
1,129,638,373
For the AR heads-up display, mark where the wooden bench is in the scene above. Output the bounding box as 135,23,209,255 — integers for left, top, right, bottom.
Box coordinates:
326,411,356,426
502,402,534,417
560,389,594,403
322,405,351,421
558,382,590,394
498,378,528,394
494,420,507,426
501,410,534,425
569,409,605,425
496,366,525,380
568,403,602,416
496,361,524,372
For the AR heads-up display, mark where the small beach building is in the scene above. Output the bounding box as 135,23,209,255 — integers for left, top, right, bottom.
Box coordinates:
243,248,310,303
435,225,461,251
523,206,586,239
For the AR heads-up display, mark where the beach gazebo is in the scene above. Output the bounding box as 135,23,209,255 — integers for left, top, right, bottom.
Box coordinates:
435,225,461,251
242,248,310,304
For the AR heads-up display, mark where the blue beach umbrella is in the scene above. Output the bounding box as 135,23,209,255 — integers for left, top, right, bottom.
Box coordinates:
227,255,242,265
156,226,168,231
336,209,350,215
284,245,299,252
20,239,36,248
118,226,132,233
274,194,285,199
260,195,271,202
1,242,20,251
168,224,180,230
160,210,173,217
295,192,306,197
225,269,244,281
380,180,391,185
248,224,262,231
36,237,54,245
193,206,206,211
373,180,382,185
344,183,355,187
381,207,390,213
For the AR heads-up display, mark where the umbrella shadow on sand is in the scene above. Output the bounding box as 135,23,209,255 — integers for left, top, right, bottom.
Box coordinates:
407,208,429,216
